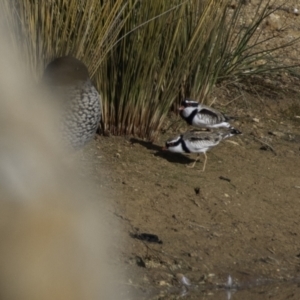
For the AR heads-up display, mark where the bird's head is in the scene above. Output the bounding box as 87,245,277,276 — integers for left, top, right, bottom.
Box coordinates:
43,56,90,86
163,135,183,152
179,99,199,110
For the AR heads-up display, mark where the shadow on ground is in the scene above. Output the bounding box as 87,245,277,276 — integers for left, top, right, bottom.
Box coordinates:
130,137,194,164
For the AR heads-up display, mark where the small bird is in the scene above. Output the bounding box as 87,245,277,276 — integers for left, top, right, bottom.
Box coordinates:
179,99,231,129
164,127,241,171
43,56,102,149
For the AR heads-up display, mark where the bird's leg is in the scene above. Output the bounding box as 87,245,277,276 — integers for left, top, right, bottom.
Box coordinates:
200,153,208,172
186,154,200,169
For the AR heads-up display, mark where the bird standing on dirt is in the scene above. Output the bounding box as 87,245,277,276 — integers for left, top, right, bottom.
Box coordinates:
164,127,241,171
43,56,102,149
179,99,231,129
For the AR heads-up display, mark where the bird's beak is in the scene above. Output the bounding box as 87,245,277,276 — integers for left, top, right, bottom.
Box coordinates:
178,106,184,111
162,146,167,151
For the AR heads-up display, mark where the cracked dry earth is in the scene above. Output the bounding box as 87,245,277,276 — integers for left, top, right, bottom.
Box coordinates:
81,81,300,299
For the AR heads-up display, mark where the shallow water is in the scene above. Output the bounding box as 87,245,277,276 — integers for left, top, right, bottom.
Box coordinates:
130,278,300,300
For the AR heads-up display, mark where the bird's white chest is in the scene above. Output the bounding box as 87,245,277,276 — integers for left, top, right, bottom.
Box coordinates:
181,107,195,118
168,143,184,153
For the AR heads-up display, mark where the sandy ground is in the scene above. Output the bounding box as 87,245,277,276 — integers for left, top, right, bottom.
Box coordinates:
80,79,300,299
78,1,300,299
1,1,299,299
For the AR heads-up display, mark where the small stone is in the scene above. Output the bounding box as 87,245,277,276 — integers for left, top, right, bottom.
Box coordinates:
252,118,260,123
194,187,200,195
265,14,283,31
114,153,121,158
135,256,146,268
268,131,285,138
188,251,198,257
176,273,191,286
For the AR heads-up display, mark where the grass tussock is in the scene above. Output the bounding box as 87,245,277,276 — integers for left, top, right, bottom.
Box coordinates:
2,0,300,140
98,0,230,139
0,0,137,78
217,0,300,80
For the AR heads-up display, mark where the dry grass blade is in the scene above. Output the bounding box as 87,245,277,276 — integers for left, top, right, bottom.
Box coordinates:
218,0,300,80
1,0,138,78
2,0,298,141
98,0,230,140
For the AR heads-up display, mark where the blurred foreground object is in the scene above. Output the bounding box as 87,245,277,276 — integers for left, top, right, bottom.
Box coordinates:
0,27,121,300
43,56,102,149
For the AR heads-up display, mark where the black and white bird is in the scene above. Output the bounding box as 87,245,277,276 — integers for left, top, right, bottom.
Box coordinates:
43,56,102,149
164,127,241,171
179,99,231,129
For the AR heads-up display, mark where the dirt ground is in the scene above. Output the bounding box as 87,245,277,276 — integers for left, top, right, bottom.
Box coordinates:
83,80,300,299
83,2,300,299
